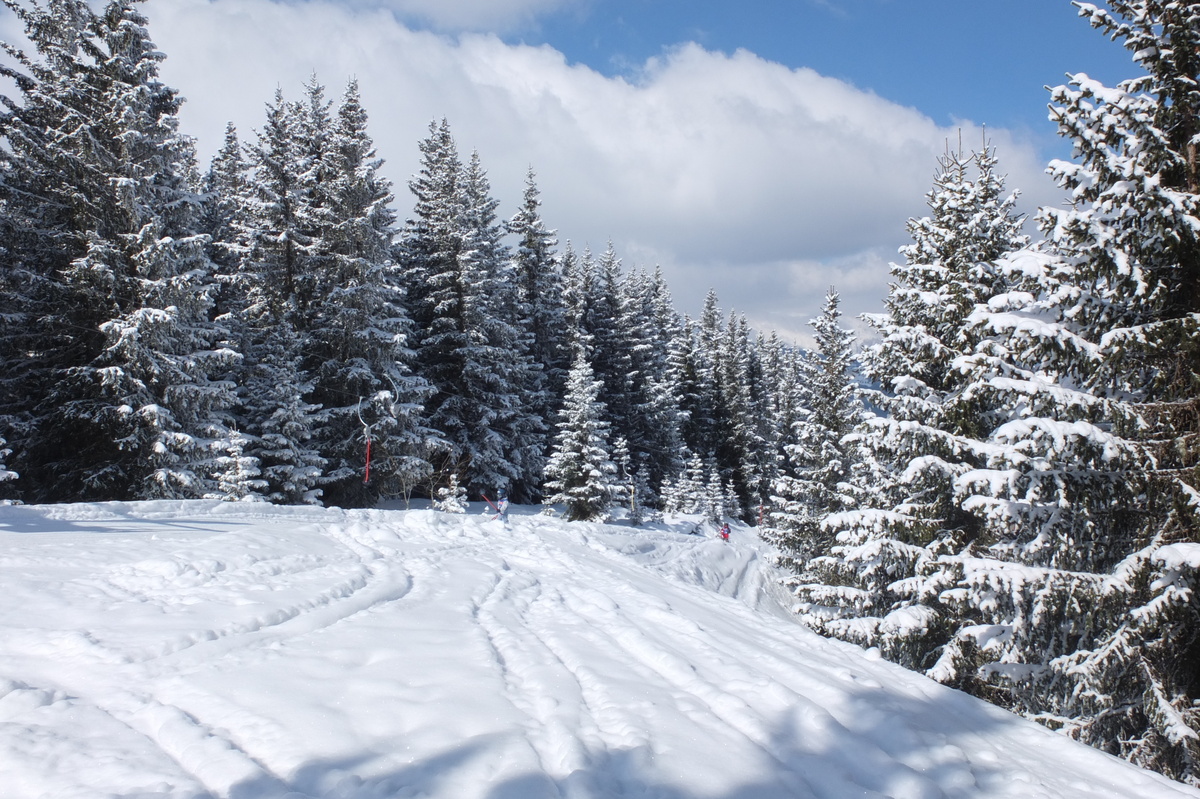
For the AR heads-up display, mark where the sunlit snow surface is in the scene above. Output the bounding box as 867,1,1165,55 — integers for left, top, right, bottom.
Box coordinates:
0,501,1195,799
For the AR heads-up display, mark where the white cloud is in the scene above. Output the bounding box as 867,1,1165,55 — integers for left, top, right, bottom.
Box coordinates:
135,0,1061,340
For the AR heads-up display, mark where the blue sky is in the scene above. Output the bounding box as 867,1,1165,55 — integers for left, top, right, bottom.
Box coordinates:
504,0,1134,161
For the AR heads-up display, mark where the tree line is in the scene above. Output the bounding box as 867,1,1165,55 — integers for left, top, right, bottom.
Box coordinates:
0,0,801,523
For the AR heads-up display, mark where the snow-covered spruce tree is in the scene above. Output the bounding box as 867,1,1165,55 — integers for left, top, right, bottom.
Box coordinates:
703,463,741,525
717,311,773,520
618,268,686,505
542,349,619,522
238,320,326,505
302,80,436,508
238,88,310,321
0,0,94,498
933,2,1200,782
768,287,863,571
0,0,239,501
458,150,546,500
508,168,567,423
794,142,1028,670
199,123,249,323
205,430,267,502
400,122,543,500
433,472,468,513
677,290,775,522
758,331,808,498
661,451,709,517
670,294,723,484
584,244,636,448
232,85,327,503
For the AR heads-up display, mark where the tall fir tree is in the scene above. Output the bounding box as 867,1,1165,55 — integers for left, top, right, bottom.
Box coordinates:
303,80,435,507
400,122,542,500
508,168,567,423
0,0,239,501
543,349,618,522
768,288,862,570
618,268,686,505
233,86,326,502
931,2,1200,782
790,141,1030,670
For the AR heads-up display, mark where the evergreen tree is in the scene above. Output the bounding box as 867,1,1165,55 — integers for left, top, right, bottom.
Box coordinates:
508,168,567,420
400,122,542,500
457,149,545,500
233,87,328,503
543,349,618,522
304,80,435,507
239,321,325,505
618,268,686,504
931,2,1200,781
716,311,769,519
792,141,1030,670
0,0,238,501
768,288,862,569
199,122,249,323
661,451,710,517
433,472,468,513
205,430,268,502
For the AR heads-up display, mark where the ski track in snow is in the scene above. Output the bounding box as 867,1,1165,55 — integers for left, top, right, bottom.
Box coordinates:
0,501,1196,799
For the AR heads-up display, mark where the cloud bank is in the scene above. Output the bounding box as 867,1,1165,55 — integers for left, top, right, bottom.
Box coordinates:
135,0,1058,341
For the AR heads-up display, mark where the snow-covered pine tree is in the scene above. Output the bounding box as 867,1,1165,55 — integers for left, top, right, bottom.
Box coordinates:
661,451,709,517
0,0,239,501
542,349,619,522
457,150,546,501
794,141,1028,670
399,118,460,335
433,472,468,513
558,243,591,357
199,123,249,323
238,317,326,505
400,122,542,500
934,2,1200,782
583,244,636,448
617,268,686,505
758,331,807,500
205,430,268,502
508,168,567,423
703,463,740,526
768,287,862,570
239,89,310,321
302,80,436,507
232,86,327,503
717,311,771,520
673,294,722,473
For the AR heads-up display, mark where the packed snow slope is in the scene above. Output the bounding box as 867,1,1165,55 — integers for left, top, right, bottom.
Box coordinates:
0,501,1195,799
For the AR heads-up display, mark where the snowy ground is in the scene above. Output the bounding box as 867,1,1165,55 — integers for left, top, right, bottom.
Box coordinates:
0,501,1196,799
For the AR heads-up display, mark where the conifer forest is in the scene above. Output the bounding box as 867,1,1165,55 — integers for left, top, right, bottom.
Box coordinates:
1,0,1199,787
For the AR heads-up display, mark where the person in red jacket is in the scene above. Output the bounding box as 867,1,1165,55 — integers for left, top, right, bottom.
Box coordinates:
719,523,731,541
